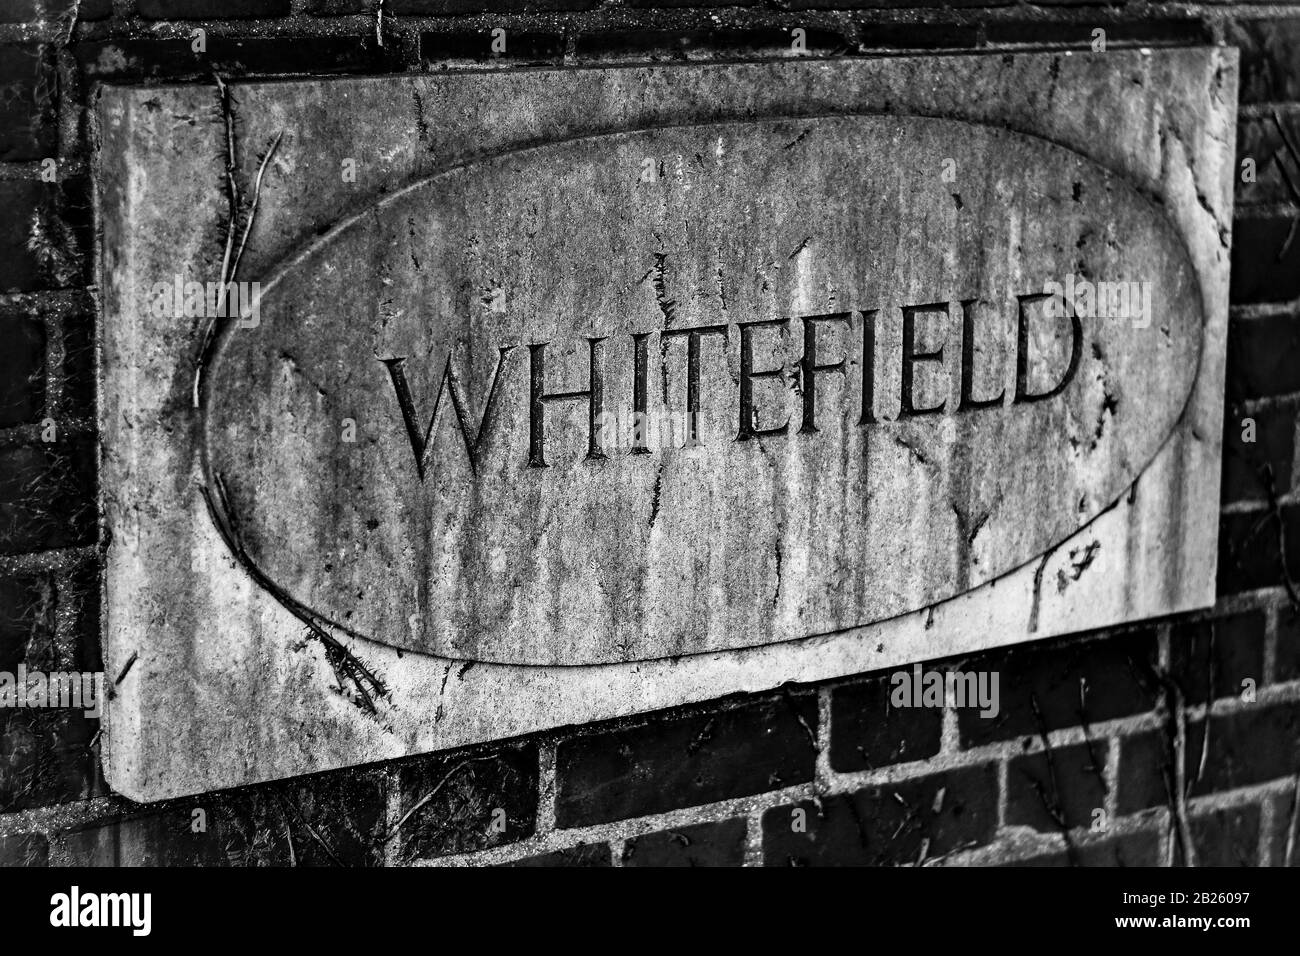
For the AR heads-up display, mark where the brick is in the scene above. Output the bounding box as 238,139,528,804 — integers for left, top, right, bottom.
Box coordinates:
0,832,48,866
1169,611,1266,705
576,29,851,61
625,0,753,7
63,809,230,866
421,31,566,65
307,0,371,13
63,766,387,866
1228,19,1300,104
785,0,1003,8
1012,828,1163,867
0,311,46,428
1119,701,1300,813
0,45,56,162
985,19,1211,47
1116,722,1197,815
957,630,1158,748
395,743,537,861
829,670,942,772
1231,214,1300,305
621,818,747,867
1275,607,1300,685
1182,804,1260,866
0,0,110,20
1196,700,1300,796
393,0,598,13
1236,112,1300,208
0,709,96,812
136,0,292,17
0,180,46,293
76,35,402,82
1228,313,1300,401
0,178,88,293
856,24,979,48
1270,788,1298,866
504,842,611,867
0,571,53,673
555,694,817,828
1006,740,1109,833
221,769,388,866
762,764,999,866
1216,506,1300,597
63,315,94,422
0,439,97,555
1221,402,1294,504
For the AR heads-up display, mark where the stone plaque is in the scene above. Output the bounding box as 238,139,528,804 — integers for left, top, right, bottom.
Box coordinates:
96,49,1236,800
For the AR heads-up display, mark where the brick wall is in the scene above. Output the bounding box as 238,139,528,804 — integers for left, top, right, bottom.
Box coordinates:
0,0,1297,867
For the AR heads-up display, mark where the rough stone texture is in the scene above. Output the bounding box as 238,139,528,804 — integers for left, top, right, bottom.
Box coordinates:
94,50,1234,800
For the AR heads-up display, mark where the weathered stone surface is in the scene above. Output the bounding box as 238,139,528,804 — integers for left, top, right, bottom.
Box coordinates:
202,115,1201,666
95,49,1235,799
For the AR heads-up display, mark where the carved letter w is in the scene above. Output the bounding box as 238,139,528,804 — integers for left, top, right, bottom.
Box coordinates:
380,347,514,480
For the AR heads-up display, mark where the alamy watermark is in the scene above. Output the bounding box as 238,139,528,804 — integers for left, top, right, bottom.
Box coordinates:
0,666,105,718
890,664,1000,718
148,274,261,327
1041,273,1153,329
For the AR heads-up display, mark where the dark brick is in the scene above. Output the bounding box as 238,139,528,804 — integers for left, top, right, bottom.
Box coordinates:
1182,804,1260,867
1221,402,1294,504
421,31,566,65
395,743,537,861
0,0,110,20
136,0,292,17
221,769,388,866
1216,506,1300,597
393,0,598,13
0,178,88,293
555,694,817,828
76,35,402,82
856,24,979,49
0,312,46,428
0,45,57,163
762,764,999,866
830,670,942,772
1275,606,1300,685
621,818,747,867
0,709,96,812
957,630,1157,748
576,29,850,61
1119,701,1300,813
0,439,97,555
1196,700,1300,796
1006,740,1109,833
1236,113,1300,209
1116,722,1199,815
1231,214,1300,305
1011,828,1163,867
504,842,611,867
0,180,47,293
0,571,53,673
985,19,1211,47
786,0,1005,8
63,315,94,422
1169,612,1266,706
0,832,48,866
1270,788,1298,866
65,767,387,865
63,808,230,866
1227,313,1300,402
625,0,753,7
1229,19,1300,104
307,0,371,13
